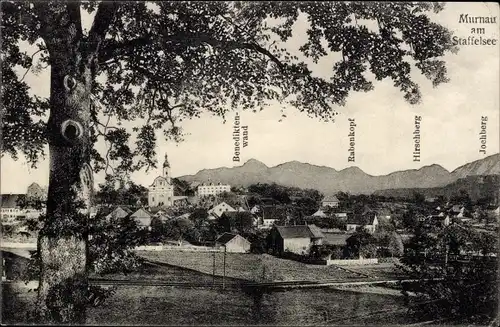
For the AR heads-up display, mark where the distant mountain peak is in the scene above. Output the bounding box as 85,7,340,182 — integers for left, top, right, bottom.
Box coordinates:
176,154,499,195
451,152,500,178
242,158,268,168
340,166,364,173
419,164,449,172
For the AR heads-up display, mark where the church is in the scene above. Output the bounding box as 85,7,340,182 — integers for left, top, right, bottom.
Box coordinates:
148,154,175,208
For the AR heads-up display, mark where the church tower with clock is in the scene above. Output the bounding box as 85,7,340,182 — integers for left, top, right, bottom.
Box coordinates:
148,154,174,208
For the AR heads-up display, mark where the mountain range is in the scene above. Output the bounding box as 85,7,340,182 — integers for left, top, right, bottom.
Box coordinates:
372,175,500,202
177,153,500,195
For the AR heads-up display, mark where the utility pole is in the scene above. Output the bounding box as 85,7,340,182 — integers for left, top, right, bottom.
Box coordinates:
445,244,449,273
222,245,227,290
212,249,216,288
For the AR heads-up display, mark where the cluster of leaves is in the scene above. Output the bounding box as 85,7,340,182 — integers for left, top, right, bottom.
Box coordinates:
398,224,498,324
150,215,202,244
25,207,148,278
94,175,148,206
248,183,294,204
217,211,255,234
2,2,456,178
1,2,50,166
344,230,378,259
87,210,148,275
310,244,345,260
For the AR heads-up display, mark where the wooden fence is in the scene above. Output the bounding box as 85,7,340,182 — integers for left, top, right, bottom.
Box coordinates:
135,245,223,252
326,258,378,266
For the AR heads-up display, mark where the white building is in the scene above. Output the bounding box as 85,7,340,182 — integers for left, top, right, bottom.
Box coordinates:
312,209,327,217
148,154,174,207
322,195,340,208
1,194,25,223
197,182,231,197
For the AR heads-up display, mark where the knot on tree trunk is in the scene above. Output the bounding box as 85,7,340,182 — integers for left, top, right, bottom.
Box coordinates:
63,75,77,92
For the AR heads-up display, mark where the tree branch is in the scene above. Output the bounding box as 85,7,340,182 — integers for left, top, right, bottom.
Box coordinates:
97,36,151,64
67,1,83,37
100,31,286,73
177,32,287,71
20,48,44,82
87,1,120,61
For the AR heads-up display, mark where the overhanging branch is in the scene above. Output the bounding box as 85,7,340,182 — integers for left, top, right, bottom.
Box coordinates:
98,31,286,73
86,1,120,61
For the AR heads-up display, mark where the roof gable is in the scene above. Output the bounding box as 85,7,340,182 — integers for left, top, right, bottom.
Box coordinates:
347,212,377,225
1,194,24,208
323,195,339,202
131,208,151,219
216,233,237,244
275,225,324,239
150,176,170,187
308,224,324,238
209,202,236,212
106,206,130,219
312,209,327,217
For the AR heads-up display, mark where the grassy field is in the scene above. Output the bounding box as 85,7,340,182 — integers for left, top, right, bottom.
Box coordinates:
89,286,411,325
136,250,399,283
3,254,413,325
3,281,412,325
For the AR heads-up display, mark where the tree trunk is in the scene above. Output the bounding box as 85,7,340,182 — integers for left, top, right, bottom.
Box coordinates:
36,20,94,323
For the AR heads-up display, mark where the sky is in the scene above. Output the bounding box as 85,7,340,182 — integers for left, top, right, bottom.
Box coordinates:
1,2,499,194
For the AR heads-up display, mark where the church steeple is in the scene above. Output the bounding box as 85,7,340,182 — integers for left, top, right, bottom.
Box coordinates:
163,153,171,183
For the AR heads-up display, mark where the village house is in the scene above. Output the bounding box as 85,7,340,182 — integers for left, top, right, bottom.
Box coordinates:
1,194,25,223
1,183,47,223
105,206,132,221
149,207,176,221
207,201,237,219
268,224,324,255
346,211,379,233
322,195,340,208
311,208,328,218
130,208,152,228
257,205,289,229
26,182,47,200
424,214,451,228
215,233,251,253
333,212,348,220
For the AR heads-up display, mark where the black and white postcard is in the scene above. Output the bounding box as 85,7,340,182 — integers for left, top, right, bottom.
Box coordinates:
1,1,499,326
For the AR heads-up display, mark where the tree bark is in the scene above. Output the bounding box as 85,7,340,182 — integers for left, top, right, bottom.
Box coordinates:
36,65,94,323
34,4,95,324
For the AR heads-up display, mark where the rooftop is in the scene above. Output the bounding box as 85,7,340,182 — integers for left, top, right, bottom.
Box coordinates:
275,224,324,239
215,233,238,244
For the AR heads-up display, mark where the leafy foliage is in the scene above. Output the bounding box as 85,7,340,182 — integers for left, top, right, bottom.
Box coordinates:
399,224,498,324
95,176,148,206
88,210,148,275
344,229,378,258
2,1,455,175
217,211,255,234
